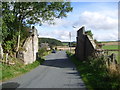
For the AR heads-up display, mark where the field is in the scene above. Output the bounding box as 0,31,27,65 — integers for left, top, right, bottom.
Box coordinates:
102,44,120,63
102,45,120,50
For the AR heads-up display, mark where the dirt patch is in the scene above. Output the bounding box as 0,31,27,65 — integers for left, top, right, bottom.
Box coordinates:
101,41,120,46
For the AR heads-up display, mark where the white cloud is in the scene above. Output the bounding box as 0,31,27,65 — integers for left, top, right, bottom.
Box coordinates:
73,11,118,41
37,8,118,42
94,30,118,41
53,30,70,42
74,11,118,30
38,29,73,42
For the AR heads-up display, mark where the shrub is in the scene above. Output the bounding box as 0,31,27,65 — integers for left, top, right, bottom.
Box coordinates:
38,48,47,57
66,51,120,89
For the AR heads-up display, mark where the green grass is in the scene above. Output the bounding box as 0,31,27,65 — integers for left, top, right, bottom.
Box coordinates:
102,45,120,63
0,58,45,82
66,51,120,89
0,49,51,82
102,45,120,50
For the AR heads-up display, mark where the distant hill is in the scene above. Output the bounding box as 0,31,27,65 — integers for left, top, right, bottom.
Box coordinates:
62,42,76,47
38,38,63,46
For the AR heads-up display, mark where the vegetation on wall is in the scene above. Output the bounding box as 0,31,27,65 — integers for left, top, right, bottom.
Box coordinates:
85,30,93,38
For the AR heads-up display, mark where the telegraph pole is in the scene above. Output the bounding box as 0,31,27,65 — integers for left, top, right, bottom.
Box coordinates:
69,32,71,53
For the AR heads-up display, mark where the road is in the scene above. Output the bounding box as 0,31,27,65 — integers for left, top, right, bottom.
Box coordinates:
1,51,86,89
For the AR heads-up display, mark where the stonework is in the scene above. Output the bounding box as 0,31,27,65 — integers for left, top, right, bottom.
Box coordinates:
75,26,97,60
17,27,38,64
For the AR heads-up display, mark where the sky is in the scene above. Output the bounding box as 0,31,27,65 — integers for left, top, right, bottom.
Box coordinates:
35,2,118,42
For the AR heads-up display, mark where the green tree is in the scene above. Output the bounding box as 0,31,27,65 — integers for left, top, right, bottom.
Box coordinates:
2,2,73,53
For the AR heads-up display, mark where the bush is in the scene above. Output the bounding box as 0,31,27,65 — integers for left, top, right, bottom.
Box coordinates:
38,48,47,57
66,50,73,57
66,51,120,89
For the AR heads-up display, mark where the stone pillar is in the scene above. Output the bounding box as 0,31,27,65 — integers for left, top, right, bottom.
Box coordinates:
17,26,38,65
75,26,85,60
32,27,38,61
75,26,96,60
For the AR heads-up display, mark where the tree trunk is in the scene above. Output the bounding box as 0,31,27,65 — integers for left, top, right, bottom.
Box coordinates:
16,30,20,52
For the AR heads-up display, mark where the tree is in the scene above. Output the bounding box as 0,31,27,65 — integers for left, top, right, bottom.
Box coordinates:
2,2,73,53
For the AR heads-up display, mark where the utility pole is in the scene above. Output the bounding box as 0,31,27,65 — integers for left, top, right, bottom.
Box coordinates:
69,32,71,53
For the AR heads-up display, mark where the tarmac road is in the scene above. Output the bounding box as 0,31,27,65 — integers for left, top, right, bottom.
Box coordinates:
1,51,86,89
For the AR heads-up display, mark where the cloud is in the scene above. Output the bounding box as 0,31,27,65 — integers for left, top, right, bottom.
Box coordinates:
53,30,70,41
94,30,118,41
73,11,118,41
37,8,118,42
38,29,72,42
74,11,118,30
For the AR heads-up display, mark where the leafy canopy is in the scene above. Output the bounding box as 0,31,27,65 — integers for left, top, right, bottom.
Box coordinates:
2,2,73,53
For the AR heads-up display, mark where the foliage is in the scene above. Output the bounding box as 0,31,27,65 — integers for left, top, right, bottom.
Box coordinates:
2,2,72,57
66,50,73,57
2,2,73,26
85,30,93,38
38,48,47,57
66,51,120,89
39,38,63,47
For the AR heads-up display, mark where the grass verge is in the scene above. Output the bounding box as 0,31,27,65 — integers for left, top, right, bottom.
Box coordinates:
1,58,44,82
66,51,120,90
1,49,51,82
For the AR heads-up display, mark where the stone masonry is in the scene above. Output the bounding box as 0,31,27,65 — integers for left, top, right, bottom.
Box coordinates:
17,26,38,64
75,26,97,60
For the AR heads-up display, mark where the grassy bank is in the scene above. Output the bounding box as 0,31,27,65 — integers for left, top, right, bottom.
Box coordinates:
66,51,120,89
1,58,44,82
1,50,51,82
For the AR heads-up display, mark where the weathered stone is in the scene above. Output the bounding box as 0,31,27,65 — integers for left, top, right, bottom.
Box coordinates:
17,27,38,65
75,26,96,60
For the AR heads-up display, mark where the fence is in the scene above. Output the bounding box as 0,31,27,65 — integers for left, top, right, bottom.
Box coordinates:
94,49,120,73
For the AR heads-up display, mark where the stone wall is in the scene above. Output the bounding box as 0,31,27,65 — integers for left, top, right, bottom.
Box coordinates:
75,26,96,60
17,26,38,64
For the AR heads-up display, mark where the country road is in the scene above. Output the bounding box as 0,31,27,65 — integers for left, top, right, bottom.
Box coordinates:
1,51,86,89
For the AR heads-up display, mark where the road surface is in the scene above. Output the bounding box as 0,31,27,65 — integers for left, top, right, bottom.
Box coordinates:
1,51,86,89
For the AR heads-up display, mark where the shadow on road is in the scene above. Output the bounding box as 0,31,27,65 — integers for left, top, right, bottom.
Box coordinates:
1,82,20,90
42,58,75,68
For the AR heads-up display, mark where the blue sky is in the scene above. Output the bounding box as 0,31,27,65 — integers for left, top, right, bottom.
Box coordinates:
35,2,118,42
